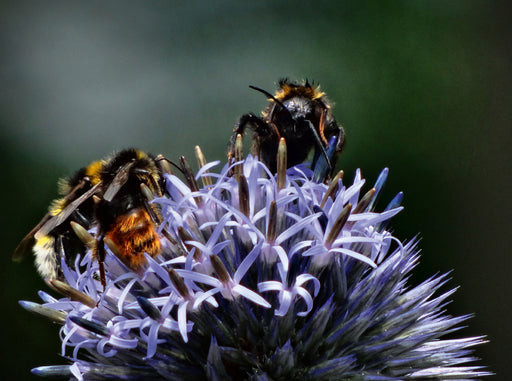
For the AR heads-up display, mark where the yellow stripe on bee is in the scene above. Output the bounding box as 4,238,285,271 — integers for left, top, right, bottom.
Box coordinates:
35,234,53,247
49,197,67,215
134,149,147,160
85,160,105,185
274,83,325,101
34,235,59,279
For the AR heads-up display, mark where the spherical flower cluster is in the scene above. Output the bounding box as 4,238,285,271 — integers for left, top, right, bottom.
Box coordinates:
21,154,489,380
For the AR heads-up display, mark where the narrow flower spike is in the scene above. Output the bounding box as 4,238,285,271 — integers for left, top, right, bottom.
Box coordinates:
22,152,490,380
194,145,213,187
277,137,287,190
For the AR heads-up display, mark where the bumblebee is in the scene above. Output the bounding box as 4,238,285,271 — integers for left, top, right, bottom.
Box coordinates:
14,148,169,287
229,79,345,180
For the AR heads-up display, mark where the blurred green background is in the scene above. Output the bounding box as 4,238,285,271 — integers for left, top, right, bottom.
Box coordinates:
1,1,510,379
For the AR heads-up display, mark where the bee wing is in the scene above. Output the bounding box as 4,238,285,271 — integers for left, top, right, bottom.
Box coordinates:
12,214,53,262
34,181,102,240
13,180,101,262
103,161,135,202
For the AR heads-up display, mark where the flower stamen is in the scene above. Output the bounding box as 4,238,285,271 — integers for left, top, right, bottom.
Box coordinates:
325,203,352,246
209,254,231,284
237,175,250,218
168,268,191,300
266,200,277,243
320,170,343,208
195,145,213,187
277,137,287,190
46,279,96,308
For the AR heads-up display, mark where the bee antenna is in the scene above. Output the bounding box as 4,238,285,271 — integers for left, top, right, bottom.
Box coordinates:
156,156,184,175
249,85,295,125
249,85,288,111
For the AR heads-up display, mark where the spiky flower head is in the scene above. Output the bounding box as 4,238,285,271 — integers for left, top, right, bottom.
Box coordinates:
21,149,489,380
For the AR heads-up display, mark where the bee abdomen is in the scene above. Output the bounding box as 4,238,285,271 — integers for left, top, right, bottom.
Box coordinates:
105,209,161,271
33,235,60,280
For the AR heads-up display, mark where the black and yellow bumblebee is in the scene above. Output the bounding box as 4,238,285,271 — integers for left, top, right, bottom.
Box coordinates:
13,148,169,287
228,79,345,180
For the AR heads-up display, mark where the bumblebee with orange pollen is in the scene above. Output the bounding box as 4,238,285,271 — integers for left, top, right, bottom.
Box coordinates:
14,148,170,287
229,79,345,181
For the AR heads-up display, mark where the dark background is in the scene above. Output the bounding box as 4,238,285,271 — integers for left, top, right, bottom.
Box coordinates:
1,1,510,379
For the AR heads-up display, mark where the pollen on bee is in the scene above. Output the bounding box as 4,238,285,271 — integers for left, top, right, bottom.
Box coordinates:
105,208,161,271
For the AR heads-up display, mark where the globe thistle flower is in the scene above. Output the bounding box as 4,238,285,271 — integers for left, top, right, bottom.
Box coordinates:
21,145,490,380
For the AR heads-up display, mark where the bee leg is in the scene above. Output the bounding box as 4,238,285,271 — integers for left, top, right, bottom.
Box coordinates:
233,113,283,173
139,181,178,248
312,135,341,183
73,209,92,227
95,236,107,290
140,183,164,224
229,113,268,162
307,119,335,176
323,123,345,180
324,120,345,153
